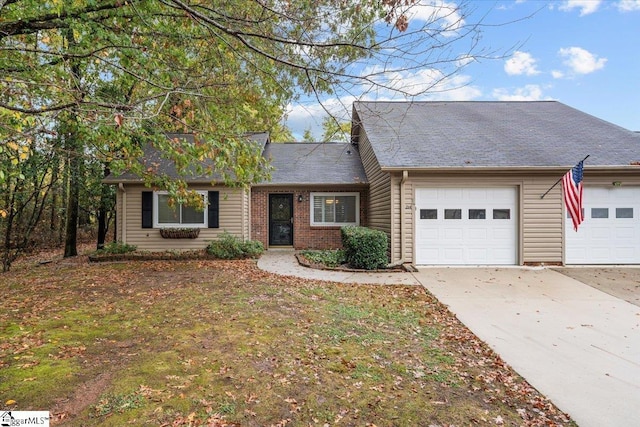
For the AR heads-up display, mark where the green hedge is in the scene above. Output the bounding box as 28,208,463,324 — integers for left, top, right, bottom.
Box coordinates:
340,226,388,270
206,232,264,259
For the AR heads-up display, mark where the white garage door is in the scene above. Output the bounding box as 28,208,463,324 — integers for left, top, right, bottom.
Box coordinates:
565,187,640,264
415,187,518,265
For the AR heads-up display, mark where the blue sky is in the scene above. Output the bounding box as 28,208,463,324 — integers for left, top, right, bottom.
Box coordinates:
286,0,640,140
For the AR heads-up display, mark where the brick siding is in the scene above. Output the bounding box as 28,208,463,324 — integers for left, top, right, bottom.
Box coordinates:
251,187,368,250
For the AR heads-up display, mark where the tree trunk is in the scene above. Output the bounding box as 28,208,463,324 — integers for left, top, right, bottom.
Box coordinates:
96,164,111,249
2,185,16,272
63,27,82,258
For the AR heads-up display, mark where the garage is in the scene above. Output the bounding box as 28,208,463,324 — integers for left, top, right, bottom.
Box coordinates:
565,187,640,264
415,187,518,265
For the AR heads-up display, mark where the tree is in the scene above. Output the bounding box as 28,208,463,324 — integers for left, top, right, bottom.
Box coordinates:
1,0,499,261
302,128,316,143
322,117,351,143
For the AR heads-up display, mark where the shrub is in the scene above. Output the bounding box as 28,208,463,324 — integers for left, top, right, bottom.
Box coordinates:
207,232,264,259
97,241,137,254
301,249,346,268
340,226,388,270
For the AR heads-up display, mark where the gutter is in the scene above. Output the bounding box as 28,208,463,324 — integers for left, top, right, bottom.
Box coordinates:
387,170,408,268
380,165,640,173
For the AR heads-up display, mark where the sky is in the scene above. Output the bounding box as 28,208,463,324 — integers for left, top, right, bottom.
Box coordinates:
285,0,640,141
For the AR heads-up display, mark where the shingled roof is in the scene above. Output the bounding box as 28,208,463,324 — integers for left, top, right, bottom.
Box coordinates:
352,101,640,169
104,132,270,183
260,142,367,185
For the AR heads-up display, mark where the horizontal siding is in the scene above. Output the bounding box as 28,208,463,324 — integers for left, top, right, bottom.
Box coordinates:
122,184,247,251
115,190,123,242
358,131,391,238
522,177,563,263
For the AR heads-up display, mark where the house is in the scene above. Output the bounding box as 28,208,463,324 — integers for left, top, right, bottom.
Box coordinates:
105,101,640,265
352,101,640,266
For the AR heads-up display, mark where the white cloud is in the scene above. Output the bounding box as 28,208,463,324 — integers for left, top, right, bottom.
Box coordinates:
558,47,607,74
404,0,465,35
551,70,565,79
504,51,540,76
285,97,355,141
492,85,551,101
559,0,602,16
617,0,640,11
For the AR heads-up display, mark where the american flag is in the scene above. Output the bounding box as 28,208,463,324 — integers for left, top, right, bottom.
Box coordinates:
562,160,584,231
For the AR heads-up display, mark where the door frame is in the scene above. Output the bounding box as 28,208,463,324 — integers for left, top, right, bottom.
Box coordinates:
268,193,294,246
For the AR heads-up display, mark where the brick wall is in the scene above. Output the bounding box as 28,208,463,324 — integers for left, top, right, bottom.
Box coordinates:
251,187,368,250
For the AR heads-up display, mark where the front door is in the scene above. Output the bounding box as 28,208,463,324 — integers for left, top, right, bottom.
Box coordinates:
269,194,293,246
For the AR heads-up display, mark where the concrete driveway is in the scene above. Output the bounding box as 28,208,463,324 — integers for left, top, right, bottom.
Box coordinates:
415,267,640,427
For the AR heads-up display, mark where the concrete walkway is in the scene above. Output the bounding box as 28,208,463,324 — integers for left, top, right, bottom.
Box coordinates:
258,250,640,427
257,250,420,285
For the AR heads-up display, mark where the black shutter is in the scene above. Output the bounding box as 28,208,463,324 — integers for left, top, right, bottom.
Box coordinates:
208,191,219,228
142,191,153,228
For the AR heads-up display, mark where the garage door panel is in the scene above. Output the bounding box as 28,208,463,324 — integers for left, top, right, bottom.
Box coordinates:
566,187,640,264
444,228,463,240
468,228,488,239
443,248,464,262
416,187,518,265
615,226,635,239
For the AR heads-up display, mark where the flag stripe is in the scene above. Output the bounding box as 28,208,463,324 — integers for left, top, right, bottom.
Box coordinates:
562,161,584,231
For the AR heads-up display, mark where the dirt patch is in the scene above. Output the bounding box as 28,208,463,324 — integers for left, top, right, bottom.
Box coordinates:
553,267,640,307
51,372,114,425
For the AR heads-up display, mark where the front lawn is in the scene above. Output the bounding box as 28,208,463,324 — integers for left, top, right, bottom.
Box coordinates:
0,257,574,426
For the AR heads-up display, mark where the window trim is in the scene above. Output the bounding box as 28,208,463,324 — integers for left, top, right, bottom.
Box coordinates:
310,192,360,227
153,191,208,228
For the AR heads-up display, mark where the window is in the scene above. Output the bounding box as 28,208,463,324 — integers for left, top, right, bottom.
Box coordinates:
311,192,359,226
591,208,609,219
616,208,633,219
420,209,437,219
469,209,486,219
444,209,461,219
493,209,511,219
154,191,207,227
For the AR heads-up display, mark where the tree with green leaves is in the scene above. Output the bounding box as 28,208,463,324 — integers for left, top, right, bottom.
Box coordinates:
1,0,498,263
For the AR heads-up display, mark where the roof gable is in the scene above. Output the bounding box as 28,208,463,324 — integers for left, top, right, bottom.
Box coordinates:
352,101,640,169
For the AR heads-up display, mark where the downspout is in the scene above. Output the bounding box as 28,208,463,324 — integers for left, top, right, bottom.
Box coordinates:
118,183,126,243
388,170,408,268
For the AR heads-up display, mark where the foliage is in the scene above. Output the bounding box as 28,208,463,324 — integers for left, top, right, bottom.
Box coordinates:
91,391,145,417
96,241,137,255
0,0,502,259
341,225,388,270
322,117,351,143
300,249,346,268
206,232,264,259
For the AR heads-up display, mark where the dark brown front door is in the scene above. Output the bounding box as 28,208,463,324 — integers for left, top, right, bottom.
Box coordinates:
269,194,293,246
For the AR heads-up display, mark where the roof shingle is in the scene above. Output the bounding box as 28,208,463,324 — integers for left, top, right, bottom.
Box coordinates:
353,101,640,169
262,142,367,185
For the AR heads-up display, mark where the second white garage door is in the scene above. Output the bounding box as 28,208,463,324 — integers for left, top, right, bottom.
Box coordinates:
415,187,518,265
565,187,640,264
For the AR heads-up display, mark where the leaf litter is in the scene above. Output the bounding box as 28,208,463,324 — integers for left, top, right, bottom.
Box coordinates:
0,256,576,426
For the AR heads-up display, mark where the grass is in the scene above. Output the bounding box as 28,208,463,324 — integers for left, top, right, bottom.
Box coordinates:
0,256,575,426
